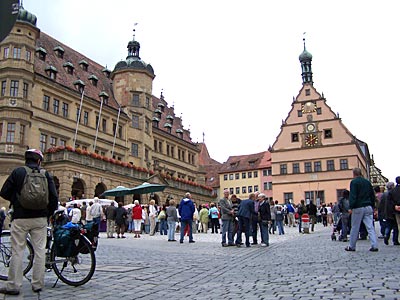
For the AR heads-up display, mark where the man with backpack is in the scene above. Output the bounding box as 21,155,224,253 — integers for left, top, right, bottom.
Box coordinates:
0,149,58,295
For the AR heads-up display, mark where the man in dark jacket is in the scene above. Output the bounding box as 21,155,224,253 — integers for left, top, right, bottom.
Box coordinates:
258,194,271,247
385,181,399,245
388,176,400,245
235,193,255,247
345,168,378,252
0,149,58,295
307,200,318,232
178,192,195,243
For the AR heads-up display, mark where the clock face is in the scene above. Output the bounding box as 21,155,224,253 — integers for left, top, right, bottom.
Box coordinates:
305,133,318,147
306,123,315,132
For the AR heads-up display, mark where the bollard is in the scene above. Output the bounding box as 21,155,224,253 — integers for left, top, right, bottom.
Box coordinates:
302,213,310,234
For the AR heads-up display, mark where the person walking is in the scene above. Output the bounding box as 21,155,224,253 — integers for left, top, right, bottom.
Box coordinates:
286,200,296,227
105,202,117,238
219,189,235,247
382,182,399,245
345,168,379,252
115,202,127,238
69,203,81,224
199,205,209,233
388,176,400,245
178,192,195,243
0,149,58,295
166,200,178,241
158,205,168,235
307,200,317,232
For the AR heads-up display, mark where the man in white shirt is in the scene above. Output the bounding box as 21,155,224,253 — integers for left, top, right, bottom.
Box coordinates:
90,197,103,226
69,204,81,224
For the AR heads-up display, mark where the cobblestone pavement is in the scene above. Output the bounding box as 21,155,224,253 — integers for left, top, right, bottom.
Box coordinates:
1,224,399,300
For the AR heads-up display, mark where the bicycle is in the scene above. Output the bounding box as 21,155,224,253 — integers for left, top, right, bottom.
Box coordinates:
0,215,96,287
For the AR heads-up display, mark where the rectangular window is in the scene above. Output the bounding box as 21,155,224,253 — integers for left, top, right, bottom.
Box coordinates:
62,102,68,118
1,81,6,96
43,95,50,111
118,125,122,138
6,123,15,143
83,111,89,125
50,136,57,148
316,107,322,115
154,140,158,152
305,191,315,202
304,162,312,173
23,83,28,99
280,164,287,175
131,143,139,157
10,80,18,97
254,171,258,178
291,133,299,142
13,47,21,59
132,94,139,106
60,139,66,147
166,144,170,156
327,159,335,171
284,192,293,203
242,172,246,179
19,124,25,145
145,120,150,134
235,187,240,194
242,186,247,194
76,108,80,122
158,141,162,153
248,186,253,193
224,174,228,181
340,159,348,170
314,161,322,172
145,148,149,161
26,50,31,61
145,97,150,108
235,173,239,180
262,168,272,176
254,185,259,192
264,182,272,190
248,172,252,178
297,110,303,117
3,47,9,58
229,188,234,195
305,89,310,96
39,133,47,152
53,99,59,114
170,146,174,158
132,115,139,128
229,174,234,180
324,129,332,139
0,123,3,142
102,119,107,132
293,163,300,174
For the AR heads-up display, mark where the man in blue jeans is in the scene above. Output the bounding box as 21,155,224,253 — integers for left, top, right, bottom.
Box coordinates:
219,189,234,247
235,194,255,247
345,168,378,252
178,192,195,244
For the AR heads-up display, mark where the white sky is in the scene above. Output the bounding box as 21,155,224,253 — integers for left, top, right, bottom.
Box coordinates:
23,0,400,182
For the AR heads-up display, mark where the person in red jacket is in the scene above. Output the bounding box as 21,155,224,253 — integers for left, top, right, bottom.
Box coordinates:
132,200,143,238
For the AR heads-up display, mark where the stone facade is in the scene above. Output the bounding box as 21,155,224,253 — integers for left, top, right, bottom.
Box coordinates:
0,9,214,207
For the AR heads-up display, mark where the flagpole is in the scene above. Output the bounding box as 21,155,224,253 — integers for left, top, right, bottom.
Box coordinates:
111,105,121,158
93,95,104,153
73,88,85,148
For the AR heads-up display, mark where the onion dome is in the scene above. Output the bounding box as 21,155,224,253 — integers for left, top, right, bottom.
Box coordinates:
17,6,37,26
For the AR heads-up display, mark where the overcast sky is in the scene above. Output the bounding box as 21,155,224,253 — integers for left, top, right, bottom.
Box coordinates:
23,0,400,182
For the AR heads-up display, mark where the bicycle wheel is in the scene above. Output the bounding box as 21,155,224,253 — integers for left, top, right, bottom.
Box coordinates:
0,231,34,280
51,234,96,286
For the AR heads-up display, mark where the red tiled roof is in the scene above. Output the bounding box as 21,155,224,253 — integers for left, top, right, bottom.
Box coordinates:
219,151,270,173
198,143,222,188
35,32,119,110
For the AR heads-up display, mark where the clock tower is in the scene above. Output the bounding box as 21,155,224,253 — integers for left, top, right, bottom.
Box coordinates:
270,40,371,205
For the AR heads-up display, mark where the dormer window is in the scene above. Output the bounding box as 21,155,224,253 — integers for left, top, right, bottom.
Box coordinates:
63,62,74,75
45,65,57,80
102,67,111,78
176,128,183,139
53,46,64,58
79,59,89,71
36,47,47,61
157,102,165,112
99,91,109,105
166,115,174,125
164,123,172,133
73,79,85,93
88,74,98,87
152,117,160,128
154,109,162,118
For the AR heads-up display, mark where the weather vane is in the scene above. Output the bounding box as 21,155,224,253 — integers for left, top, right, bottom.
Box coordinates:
133,22,138,40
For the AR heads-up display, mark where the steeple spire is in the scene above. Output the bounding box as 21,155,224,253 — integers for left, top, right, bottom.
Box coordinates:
127,23,140,59
299,33,313,85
